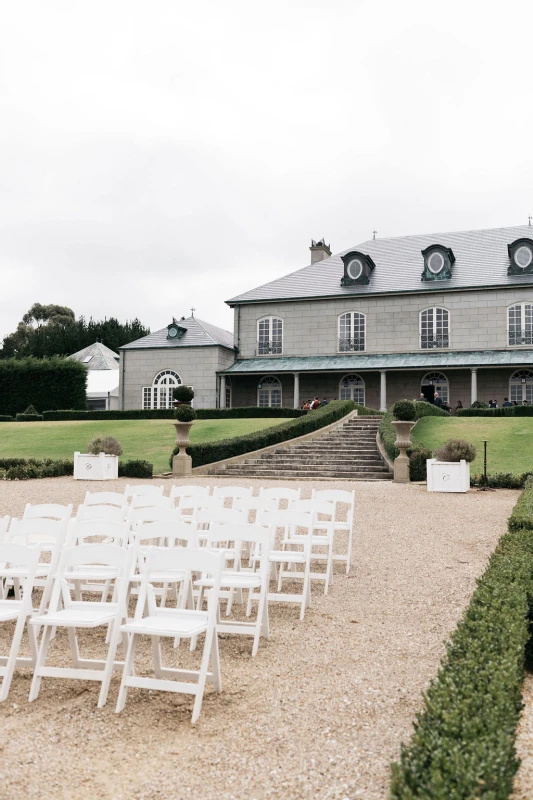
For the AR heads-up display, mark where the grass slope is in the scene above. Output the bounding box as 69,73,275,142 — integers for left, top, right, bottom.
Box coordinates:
0,419,282,475
412,417,533,473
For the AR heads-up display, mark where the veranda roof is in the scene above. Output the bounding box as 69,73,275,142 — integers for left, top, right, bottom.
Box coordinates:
221,349,533,374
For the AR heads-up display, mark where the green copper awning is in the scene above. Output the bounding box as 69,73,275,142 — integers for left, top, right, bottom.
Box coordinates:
221,349,533,374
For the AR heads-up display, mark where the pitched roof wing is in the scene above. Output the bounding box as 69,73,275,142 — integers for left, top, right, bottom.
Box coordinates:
120,316,234,351
69,342,120,370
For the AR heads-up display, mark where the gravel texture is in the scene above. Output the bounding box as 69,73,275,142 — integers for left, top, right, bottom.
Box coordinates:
512,674,533,799
0,476,517,800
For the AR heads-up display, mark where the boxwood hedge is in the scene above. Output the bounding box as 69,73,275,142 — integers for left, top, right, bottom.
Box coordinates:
457,406,533,417
171,400,366,468
0,357,87,417
0,457,153,480
390,481,533,799
42,407,306,421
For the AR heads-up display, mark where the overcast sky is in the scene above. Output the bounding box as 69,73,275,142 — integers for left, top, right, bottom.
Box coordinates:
1,0,532,341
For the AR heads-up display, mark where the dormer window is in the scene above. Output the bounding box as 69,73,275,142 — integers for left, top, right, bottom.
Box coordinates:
508,238,533,275
340,251,375,286
420,245,455,281
167,322,186,340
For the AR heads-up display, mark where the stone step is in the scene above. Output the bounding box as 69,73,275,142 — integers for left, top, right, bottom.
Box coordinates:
225,463,391,474
215,470,392,479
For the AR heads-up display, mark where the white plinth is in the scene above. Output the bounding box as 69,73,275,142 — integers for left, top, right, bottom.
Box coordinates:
426,459,470,493
73,452,119,481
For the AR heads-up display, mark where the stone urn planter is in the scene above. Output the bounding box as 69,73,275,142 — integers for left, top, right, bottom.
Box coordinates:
426,459,470,493
172,421,193,476
391,420,416,483
73,451,119,481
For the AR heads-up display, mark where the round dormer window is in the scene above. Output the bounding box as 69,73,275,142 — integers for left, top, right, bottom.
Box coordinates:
515,245,533,269
168,326,179,338
428,251,445,274
347,258,363,281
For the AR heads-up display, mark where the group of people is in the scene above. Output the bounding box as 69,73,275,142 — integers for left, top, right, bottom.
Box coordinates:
302,396,329,411
418,392,529,413
486,398,528,408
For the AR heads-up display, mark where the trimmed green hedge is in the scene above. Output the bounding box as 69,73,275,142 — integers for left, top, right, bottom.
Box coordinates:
508,478,533,531
0,457,153,480
390,521,533,798
0,415,14,422
471,472,533,490
42,407,306,421
458,406,533,417
15,413,44,422
0,357,87,417
171,399,360,468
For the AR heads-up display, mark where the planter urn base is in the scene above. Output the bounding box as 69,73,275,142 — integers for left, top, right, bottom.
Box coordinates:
392,420,416,483
172,421,193,477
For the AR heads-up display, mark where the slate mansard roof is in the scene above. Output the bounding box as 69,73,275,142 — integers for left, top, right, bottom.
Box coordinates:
227,225,533,305
120,316,234,351
69,342,120,370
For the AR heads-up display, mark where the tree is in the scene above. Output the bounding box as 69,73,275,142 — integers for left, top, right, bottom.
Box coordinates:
0,304,150,359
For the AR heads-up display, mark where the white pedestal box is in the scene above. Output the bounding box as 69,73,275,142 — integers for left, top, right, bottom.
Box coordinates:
426,459,470,493
73,452,119,481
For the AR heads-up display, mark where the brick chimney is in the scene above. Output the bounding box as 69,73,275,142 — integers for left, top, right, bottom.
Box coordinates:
310,238,332,264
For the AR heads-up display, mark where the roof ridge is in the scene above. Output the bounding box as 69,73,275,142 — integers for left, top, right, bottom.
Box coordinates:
355,223,530,245
191,317,217,344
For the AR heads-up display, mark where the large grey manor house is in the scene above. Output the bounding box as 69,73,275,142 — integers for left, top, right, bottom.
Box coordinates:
119,224,533,411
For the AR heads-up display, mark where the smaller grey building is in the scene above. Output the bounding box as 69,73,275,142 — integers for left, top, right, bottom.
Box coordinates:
69,341,120,410
119,315,235,410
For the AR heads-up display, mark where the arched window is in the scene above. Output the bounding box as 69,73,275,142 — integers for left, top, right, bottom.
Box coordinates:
420,308,449,349
510,370,533,405
421,372,449,404
225,377,232,409
339,374,365,404
338,312,366,352
257,376,282,407
508,303,533,346
257,317,283,355
142,369,182,409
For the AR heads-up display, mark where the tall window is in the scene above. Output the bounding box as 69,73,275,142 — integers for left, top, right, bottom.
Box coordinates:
510,370,533,404
257,376,282,407
257,317,283,355
338,312,366,352
420,308,449,349
421,372,449,404
508,303,533,346
225,377,232,409
142,370,182,409
339,374,365,404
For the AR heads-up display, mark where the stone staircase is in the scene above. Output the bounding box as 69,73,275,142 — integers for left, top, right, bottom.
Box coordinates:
207,415,392,480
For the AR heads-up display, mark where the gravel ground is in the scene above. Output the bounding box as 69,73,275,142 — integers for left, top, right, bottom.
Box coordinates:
0,477,517,800
512,674,533,799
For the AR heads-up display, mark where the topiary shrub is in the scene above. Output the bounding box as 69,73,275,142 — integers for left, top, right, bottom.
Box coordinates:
173,385,194,403
392,400,416,421
16,404,44,421
86,435,123,456
435,438,476,463
470,400,489,409
174,404,197,422
407,446,432,481
24,404,39,415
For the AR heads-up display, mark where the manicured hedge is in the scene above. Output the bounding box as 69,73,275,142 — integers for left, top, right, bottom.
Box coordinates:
171,400,359,468
0,357,87,417
508,478,533,531
471,472,533,490
0,457,153,480
457,406,533,417
42,407,306,421
0,415,14,422
390,520,533,798
15,413,44,422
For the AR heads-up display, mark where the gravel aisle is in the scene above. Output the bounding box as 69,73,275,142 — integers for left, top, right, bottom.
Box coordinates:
0,477,517,800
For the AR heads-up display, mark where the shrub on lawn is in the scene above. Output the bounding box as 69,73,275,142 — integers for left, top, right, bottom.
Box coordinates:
171,399,358,468
393,400,416,421
16,404,44,421
0,356,87,417
434,438,477,463
470,400,489,408
118,460,153,479
172,385,194,403
173,404,197,422
390,523,533,798
407,446,432,481
41,407,307,421
86,435,123,456
0,456,153,480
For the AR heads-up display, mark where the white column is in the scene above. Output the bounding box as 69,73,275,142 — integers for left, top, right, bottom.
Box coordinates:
471,368,478,405
293,372,300,409
220,374,226,409
380,370,387,411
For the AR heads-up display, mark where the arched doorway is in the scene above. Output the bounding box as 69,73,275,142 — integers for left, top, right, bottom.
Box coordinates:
257,376,282,407
510,370,533,404
339,374,365,404
142,369,182,409
421,372,449,404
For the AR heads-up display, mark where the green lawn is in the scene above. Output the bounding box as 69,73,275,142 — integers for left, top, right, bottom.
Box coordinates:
411,417,533,474
0,419,283,474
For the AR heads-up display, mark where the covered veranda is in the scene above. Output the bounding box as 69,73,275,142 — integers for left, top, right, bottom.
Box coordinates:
218,350,533,410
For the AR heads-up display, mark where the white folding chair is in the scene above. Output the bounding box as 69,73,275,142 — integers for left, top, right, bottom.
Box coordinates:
289,499,335,593
174,494,224,523
76,505,128,524
212,485,253,508
130,494,172,511
196,524,272,657
255,510,314,620
192,508,246,545
29,544,134,708
0,516,10,544
259,486,302,508
311,489,355,573
0,543,41,700
124,484,164,501
23,503,73,521
127,506,180,535
233,496,278,523
68,520,130,549
84,491,126,508
116,546,226,723
170,485,210,508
